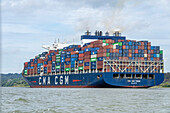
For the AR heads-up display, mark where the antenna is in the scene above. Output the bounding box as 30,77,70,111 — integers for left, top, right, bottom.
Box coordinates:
58,38,59,43
54,38,56,43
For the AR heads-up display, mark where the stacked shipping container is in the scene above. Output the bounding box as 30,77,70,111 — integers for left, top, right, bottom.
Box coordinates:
23,38,163,75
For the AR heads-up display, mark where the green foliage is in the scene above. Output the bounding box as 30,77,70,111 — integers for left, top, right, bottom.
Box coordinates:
1,73,29,87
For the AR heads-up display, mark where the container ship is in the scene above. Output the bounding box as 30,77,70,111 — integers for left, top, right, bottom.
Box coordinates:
22,30,164,88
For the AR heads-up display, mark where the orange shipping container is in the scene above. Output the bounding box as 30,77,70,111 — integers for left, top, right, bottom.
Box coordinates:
65,58,71,62
84,66,90,70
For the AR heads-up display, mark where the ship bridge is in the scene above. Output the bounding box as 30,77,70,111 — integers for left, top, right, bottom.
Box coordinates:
81,30,126,46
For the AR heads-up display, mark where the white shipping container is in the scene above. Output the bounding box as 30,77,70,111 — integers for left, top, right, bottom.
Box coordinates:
144,54,147,57
91,54,97,58
102,43,106,46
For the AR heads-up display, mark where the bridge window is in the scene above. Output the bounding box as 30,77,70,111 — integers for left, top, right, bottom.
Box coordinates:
97,75,100,79
149,74,155,79
120,74,124,79
136,74,142,79
143,74,148,79
126,74,131,79
132,74,135,79
113,74,119,78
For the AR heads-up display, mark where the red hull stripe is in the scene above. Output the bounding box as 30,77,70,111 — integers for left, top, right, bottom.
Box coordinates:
120,86,149,88
30,86,101,88
31,81,36,83
30,85,149,88
72,80,82,82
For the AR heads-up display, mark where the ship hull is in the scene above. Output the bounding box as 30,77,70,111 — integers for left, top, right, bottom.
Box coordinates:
23,72,164,88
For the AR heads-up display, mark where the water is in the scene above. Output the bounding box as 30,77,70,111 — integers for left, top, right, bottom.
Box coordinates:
1,87,170,113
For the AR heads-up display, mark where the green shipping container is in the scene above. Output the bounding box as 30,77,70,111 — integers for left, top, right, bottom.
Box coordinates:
78,67,83,70
103,40,106,43
91,58,97,62
112,42,118,45
65,68,70,71
157,54,160,58
106,53,110,56
56,66,60,69
24,70,27,75
118,42,122,46
56,56,60,59
160,50,163,54
106,43,109,46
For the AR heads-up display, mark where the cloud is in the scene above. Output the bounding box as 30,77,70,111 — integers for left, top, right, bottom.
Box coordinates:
1,0,170,73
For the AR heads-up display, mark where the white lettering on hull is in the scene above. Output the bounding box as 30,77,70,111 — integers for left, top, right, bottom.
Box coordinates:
55,76,58,85
38,76,69,85
47,77,50,85
39,77,42,85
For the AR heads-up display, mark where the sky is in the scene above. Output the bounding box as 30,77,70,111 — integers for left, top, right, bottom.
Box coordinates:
1,0,170,73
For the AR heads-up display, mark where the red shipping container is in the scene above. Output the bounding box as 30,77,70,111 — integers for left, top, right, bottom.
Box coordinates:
79,57,84,61
151,50,154,54
44,58,48,62
34,64,37,67
98,49,106,53
104,45,113,49
129,54,132,57
44,64,47,67
110,49,113,52
141,42,144,45
65,58,71,61
97,53,106,57
141,57,144,60
78,64,83,67
97,65,103,69
84,59,90,62
84,51,91,55
148,42,151,45
34,67,37,74
71,51,78,55
147,54,151,57
94,44,103,48
79,54,84,57
47,70,51,73
141,46,144,50
78,45,81,48
84,66,90,70
119,57,123,60
97,61,103,65
52,55,56,59
144,50,147,54
27,69,30,75
135,50,138,53
49,50,55,54
65,65,70,68
38,59,43,63
84,55,91,59
31,69,33,75
48,61,52,64
87,44,94,48
47,65,51,71
129,49,132,53
122,45,126,49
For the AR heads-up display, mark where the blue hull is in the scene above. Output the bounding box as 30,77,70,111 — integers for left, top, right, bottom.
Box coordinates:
23,72,164,88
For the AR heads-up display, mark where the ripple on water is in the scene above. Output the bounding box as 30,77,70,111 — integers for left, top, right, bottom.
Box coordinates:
14,98,29,103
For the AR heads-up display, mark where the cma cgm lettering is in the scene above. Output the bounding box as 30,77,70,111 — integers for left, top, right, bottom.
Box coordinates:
39,76,69,85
